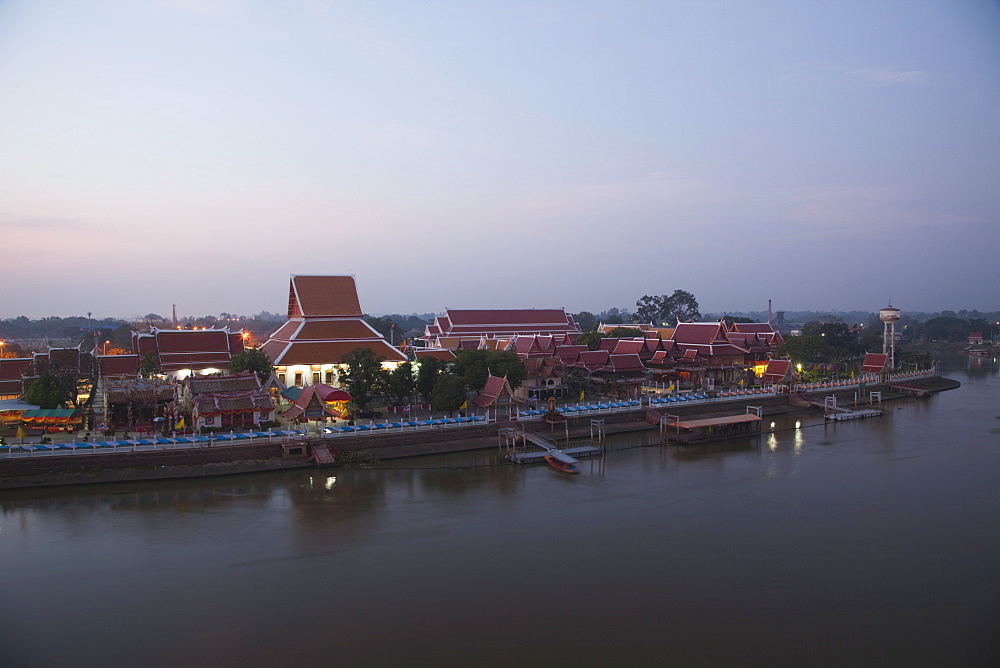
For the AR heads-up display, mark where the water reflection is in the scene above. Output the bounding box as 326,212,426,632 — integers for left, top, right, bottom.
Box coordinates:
1,360,998,666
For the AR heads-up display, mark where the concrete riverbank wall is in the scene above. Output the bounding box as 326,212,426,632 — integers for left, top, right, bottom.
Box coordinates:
0,376,959,489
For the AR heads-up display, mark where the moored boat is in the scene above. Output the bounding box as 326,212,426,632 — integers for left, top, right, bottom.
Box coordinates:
543,454,579,474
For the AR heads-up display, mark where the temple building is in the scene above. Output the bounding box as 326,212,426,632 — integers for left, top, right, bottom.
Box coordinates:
421,309,580,349
179,372,275,432
132,327,246,379
259,275,406,388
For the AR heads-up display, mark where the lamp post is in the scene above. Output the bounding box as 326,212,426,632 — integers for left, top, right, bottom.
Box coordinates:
103,340,110,355
0,340,5,359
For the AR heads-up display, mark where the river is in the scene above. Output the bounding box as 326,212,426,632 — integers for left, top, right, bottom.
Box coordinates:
2,356,998,666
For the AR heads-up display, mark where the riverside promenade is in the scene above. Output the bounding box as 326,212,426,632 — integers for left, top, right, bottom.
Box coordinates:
0,370,951,489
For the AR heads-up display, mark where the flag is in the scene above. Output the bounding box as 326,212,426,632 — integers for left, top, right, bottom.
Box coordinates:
579,390,585,402
459,400,467,410
667,383,675,392
97,422,105,432
176,417,185,429
404,404,411,412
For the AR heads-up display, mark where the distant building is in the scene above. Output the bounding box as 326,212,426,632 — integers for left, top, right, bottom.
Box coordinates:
421,309,581,349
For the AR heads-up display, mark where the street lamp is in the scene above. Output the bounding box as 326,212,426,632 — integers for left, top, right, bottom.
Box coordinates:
0,340,5,359
103,340,110,355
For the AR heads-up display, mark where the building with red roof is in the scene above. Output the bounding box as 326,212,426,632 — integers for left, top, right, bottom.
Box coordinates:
180,372,275,431
259,275,406,389
132,327,245,378
421,309,580,349
860,353,889,374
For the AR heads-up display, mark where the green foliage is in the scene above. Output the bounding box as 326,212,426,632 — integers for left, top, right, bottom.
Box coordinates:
228,348,275,384
24,371,73,409
572,311,597,331
430,374,468,415
452,350,527,392
801,321,862,354
340,347,388,409
634,290,701,324
385,361,415,404
576,331,602,350
416,356,447,399
776,335,832,364
364,316,398,343
138,352,161,378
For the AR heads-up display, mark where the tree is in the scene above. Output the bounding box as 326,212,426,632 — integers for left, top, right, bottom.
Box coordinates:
139,352,162,378
228,348,275,385
576,331,602,350
634,295,664,323
385,361,415,405
340,347,387,409
452,350,527,392
365,316,399,343
777,335,832,364
634,290,701,324
572,311,597,332
662,290,701,323
24,371,73,409
430,374,467,416
416,356,447,400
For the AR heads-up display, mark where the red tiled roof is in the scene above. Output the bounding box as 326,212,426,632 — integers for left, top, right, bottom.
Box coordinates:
681,349,698,360
671,322,730,345
98,354,140,376
861,353,888,373
762,359,792,382
575,350,611,370
155,329,232,353
605,354,645,373
598,338,619,351
730,323,778,335
612,340,645,355
0,358,32,381
648,350,670,364
471,374,520,407
294,320,382,341
414,349,457,362
288,275,363,318
267,340,406,366
447,309,575,326
554,345,588,364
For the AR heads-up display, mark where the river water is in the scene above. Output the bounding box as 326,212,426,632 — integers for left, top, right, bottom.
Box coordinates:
2,357,998,666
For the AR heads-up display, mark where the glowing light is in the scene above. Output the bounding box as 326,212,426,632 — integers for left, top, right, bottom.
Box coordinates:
770,421,776,430
325,476,337,490
795,421,801,429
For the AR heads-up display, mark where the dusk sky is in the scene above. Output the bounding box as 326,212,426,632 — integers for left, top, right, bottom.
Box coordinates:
2,0,998,320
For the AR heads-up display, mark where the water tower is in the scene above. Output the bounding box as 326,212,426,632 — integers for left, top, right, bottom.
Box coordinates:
879,304,901,370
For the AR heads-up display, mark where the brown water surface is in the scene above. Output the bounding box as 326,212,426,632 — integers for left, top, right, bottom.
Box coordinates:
2,357,998,666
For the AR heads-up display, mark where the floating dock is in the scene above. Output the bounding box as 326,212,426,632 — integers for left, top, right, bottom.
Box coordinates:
825,409,884,421
501,426,602,464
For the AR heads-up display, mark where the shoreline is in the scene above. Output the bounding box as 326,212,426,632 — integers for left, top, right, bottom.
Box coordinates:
0,376,961,491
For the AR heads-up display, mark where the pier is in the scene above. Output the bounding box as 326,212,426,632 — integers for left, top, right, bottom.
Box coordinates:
499,424,602,464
